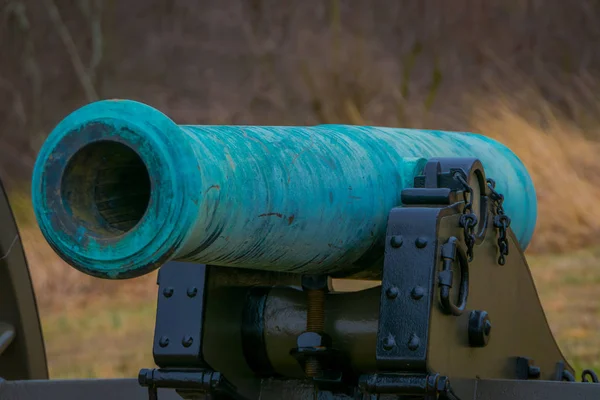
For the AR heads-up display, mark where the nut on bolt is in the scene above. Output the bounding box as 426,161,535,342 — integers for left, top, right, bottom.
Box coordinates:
468,310,491,347
301,275,332,292
300,275,331,378
296,331,332,349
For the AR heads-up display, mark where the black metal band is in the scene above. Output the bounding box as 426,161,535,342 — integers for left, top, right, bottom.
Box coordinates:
241,286,275,377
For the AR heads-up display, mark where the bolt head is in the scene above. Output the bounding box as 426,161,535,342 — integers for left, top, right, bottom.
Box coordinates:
484,320,492,335
182,335,194,347
138,369,152,385
158,336,169,347
407,334,420,351
390,235,403,248
187,287,198,297
386,286,399,299
411,286,425,300
528,365,541,378
163,287,174,298
415,237,428,248
468,310,491,347
382,334,396,350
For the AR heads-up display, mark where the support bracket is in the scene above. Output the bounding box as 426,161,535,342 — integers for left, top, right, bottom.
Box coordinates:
138,262,244,400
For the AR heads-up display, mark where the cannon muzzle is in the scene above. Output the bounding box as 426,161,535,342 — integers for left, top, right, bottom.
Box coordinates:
32,100,537,279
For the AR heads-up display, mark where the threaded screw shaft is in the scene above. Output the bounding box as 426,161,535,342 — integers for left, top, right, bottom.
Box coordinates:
305,288,326,377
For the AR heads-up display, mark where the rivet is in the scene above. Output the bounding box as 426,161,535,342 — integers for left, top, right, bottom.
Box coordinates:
187,287,198,297
382,334,396,351
159,336,169,347
386,286,399,299
163,287,174,298
411,286,425,300
182,336,194,348
415,237,428,248
407,334,420,351
390,235,403,248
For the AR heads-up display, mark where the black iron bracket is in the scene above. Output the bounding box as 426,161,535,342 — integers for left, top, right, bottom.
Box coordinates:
138,262,244,400
358,372,460,399
376,158,482,372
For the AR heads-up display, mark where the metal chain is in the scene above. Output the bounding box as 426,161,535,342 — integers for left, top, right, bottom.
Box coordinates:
453,172,477,262
487,178,511,265
582,369,600,383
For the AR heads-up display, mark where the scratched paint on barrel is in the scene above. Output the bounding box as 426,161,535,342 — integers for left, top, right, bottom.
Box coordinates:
32,100,537,279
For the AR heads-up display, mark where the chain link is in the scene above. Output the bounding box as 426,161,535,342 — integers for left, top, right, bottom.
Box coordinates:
453,172,477,262
582,369,600,383
487,178,511,265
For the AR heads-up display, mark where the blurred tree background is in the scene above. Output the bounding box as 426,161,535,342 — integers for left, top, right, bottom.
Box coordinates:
1,0,600,378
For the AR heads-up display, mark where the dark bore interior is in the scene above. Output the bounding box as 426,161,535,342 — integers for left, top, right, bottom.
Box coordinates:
60,141,151,237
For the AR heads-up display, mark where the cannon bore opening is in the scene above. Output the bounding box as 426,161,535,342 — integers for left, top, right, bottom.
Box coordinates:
60,141,151,237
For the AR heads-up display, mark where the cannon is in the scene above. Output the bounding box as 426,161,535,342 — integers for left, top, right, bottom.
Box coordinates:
0,99,599,399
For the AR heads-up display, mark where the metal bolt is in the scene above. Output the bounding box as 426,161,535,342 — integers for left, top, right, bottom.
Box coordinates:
516,357,541,380
484,320,492,336
302,275,329,377
158,336,169,347
407,334,420,351
182,336,194,347
415,237,428,248
383,334,396,350
163,287,174,298
468,310,492,347
386,286,399,299
411,286,425,300
138,369,150,385
187,287,198,297
528,365,541,378
390,235,403,248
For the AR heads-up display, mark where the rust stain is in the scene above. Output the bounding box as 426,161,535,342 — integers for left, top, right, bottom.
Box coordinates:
241,128,271,153
205,184,221,194
225,151,236,171
287,136,316,184
259,212,284,218
315,255,328,264
288,215,295,225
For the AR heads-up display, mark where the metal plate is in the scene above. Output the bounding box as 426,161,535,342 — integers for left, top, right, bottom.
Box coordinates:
427,213,573,382
473,379,600,400
1,377,599,400
0,179,48,380
376,205,457,371
0,378,179,400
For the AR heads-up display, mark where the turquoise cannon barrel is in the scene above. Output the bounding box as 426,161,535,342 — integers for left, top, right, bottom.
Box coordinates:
32,100,537,279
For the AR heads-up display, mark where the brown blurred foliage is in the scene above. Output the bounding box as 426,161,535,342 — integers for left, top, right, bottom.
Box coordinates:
3,0,600,306
2,1,600,174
